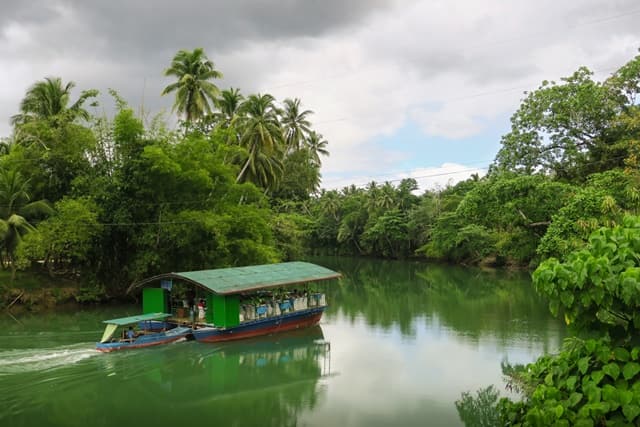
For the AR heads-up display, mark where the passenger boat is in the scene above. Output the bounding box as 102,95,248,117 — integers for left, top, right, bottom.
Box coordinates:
96,312,192,352
128,262,341,344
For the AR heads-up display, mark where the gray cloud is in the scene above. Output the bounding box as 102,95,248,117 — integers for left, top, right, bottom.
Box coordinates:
0,0,395,128
0,0,639,181
53,0,393,58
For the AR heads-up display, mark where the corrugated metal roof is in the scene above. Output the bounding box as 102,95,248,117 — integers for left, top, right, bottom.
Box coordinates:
103,312,171,325
131,262,341,295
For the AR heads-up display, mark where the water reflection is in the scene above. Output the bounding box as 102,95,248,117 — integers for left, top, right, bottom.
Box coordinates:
0,258,564,427
318,256,560,352
295,257,564,427
0,327,330,427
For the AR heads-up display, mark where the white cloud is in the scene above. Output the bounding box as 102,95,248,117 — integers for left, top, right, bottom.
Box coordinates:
322,162,487,192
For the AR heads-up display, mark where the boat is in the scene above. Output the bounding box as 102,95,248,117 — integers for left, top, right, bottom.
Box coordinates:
127,261,341,344
96,312,192,352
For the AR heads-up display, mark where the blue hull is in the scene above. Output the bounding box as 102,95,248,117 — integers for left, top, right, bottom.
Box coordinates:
96,326,192,352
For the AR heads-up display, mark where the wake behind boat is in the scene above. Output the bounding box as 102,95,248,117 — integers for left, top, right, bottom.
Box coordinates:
96,313,192,352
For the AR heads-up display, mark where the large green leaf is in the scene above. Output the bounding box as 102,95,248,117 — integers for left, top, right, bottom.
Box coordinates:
622,404,640,422
603,362,621,380
622,362,640,381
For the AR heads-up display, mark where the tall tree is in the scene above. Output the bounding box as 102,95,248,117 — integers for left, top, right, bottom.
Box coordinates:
235,94,285,188
281,98,313,151
161,48,223,123
11,77,97,126
214,87,244,129
306,131,329,166
493,55,640,180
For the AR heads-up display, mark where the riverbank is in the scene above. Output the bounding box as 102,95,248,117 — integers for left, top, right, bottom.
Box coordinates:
0,270,90,311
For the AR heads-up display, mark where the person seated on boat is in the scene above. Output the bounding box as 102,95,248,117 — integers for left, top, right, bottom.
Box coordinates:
126,326,136,341
197,299,206,320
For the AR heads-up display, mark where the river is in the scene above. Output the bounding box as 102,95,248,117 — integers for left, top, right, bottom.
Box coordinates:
0,257,564,426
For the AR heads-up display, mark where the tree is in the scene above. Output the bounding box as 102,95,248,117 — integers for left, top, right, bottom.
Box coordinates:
161,48,223,123
537,170,639,259
496,216,640,425
0,168,52,275
11,77,98,126
272,149,320,201
235,94,285,189
17,198,102,276
213,87,243,130
493,55,640,180
281,98,313,151
534,215,640,335
306,131,329,166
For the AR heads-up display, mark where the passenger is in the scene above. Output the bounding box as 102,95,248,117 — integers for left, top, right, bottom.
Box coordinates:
197,299,206,320
126,326,136,341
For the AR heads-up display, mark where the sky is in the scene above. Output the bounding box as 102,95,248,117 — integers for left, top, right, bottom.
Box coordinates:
0,0,639,191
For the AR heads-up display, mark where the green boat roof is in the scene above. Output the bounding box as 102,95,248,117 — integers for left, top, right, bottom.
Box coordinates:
103,312,171,325
129,262,341,295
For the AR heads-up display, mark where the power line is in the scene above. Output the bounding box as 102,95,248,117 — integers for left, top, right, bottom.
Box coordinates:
323,165,491,190
322,154,633,190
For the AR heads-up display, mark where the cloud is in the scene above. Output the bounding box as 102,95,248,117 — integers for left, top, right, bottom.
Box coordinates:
0,0,639,186
322,162,487,193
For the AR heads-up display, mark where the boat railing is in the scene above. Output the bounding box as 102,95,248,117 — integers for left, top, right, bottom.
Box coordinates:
239,293,326,323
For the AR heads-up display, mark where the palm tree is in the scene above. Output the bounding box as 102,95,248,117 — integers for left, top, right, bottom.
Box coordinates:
240,148,285,190
0,169,52,276
213,87,244,129
235,94,285,188
161,48,223,123
307,131,329,166
281,98,313,151
11,77,98,126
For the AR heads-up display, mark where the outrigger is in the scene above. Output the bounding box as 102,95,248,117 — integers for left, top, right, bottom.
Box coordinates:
128,262,340,344
96,313,192,352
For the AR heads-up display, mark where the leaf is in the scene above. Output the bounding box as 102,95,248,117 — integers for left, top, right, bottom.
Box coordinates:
578,357,590,375
586,385,602,403
566,375,577,391
591,370,605,385
619,390,634,405
603,362,621,380
632,347,640,361
560,291,574,307
623,362,640,381
622,404,640,422
574,417,594,427
545,372,554,386
602,384,619,410
614,347,631,362
555,404,564,418
567,392,583,408
564,313,572,325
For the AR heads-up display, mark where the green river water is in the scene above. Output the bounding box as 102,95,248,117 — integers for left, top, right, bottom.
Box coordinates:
0,257,564,427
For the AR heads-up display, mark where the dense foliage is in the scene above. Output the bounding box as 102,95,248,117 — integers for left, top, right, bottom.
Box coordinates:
443,51,640,426
1,48,640,314
486,216,640,426
301,52,640,268
0,48,330,301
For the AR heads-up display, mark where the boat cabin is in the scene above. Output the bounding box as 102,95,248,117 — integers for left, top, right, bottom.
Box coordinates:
128,262,341,330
